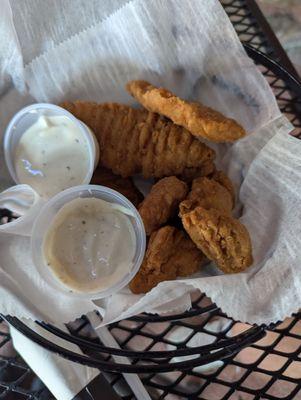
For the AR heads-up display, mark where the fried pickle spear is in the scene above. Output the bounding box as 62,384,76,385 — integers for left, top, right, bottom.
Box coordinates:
179,176,233,216
126,80,246,143
129,226,205,294
91,167,143,208
61,101,215,179
181,207,253,273
139,176,188,235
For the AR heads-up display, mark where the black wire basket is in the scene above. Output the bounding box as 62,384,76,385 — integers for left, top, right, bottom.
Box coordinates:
1,44,301,377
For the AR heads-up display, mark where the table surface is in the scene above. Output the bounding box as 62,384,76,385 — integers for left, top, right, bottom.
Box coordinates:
1,1,301,400
257,0,301,75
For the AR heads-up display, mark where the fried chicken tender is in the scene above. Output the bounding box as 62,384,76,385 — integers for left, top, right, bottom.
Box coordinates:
182,207,253,273
126,80,246,143
179,172,251,273
61,101,215,179
139,176,188,235
179,177,233,217
91,167,143,207
129,226,205,294
210,170,235,205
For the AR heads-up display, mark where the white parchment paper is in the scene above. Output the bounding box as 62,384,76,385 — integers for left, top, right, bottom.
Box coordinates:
0,0,300,325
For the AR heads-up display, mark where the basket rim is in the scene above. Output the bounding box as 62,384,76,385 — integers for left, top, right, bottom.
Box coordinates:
2,43,301,373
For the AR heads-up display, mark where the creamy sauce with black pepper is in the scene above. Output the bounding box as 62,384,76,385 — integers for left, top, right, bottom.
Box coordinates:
14,116,90,198
43,198,136,293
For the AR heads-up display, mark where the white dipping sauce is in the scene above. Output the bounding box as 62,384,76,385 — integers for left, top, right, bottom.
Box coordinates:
43,197,136,293
14,115,90,198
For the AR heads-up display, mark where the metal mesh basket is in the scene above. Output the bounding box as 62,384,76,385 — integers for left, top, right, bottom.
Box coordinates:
2,41,301,382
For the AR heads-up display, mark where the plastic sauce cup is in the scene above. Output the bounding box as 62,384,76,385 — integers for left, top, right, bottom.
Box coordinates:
31,185,146,300
3,103,99,192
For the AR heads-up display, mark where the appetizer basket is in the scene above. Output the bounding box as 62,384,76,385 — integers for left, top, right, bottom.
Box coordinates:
2,46,301,379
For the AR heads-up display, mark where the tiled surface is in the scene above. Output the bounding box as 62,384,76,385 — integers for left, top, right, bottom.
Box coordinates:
257,0,301,75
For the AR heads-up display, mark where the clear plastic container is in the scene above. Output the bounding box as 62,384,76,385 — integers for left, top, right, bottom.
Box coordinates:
31,185,146,300
3,103,99,191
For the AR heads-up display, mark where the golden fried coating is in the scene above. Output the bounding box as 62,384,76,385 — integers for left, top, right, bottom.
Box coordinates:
138,176,188,235
129,226,205,294
62,102,145,177
178,161,216,182
182,207,253,273
179,177,233,216
91,167,143,208
61,101,215,179
210,170,235,205
126,80,246,143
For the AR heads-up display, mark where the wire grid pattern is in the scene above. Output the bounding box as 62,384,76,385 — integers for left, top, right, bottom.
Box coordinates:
223,0,274,55
68,305,301,400
0,319,53,399
1,0,301,399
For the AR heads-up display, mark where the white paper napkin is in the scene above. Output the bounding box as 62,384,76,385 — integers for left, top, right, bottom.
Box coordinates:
10,319,99,400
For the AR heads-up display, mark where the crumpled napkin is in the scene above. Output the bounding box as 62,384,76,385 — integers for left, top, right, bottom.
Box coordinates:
10,319,99,400
0,184,44,235
0,0,300,326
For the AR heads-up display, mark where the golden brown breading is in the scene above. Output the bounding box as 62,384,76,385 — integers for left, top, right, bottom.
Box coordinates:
177,161,216,183
181,207,253,273
129,226,205,294
62,102,145,177
138,176,188,235
61,101,215,179
179,177,233,216
126,80,246,143
91,167,143,208
210,170,235,205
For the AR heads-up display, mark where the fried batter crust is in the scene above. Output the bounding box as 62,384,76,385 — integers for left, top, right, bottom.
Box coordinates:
210,170,235,205
91,167,143,207
182,207,253,273
179,177,233,216
126,80,246,142
139,176,188,235
61,101,215,179
129,226,205,294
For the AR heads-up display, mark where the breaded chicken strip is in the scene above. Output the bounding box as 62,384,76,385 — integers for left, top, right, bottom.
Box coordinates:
179,177,233,216
210,170,235,205
129,226,205,294
126,80,246,143
61,101,215,179
181,207,253,273
139,176,188,235
91,167,143,208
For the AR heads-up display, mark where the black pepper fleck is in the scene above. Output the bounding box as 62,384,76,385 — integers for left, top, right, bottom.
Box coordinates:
66,166,71,170
82,220,86,224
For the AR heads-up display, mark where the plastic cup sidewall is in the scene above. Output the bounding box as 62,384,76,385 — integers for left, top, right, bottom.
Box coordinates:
4,103,96,188
31,185,146,300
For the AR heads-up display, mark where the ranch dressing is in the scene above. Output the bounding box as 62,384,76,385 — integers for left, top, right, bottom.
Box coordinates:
14,115,90,198
43,197,136,293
